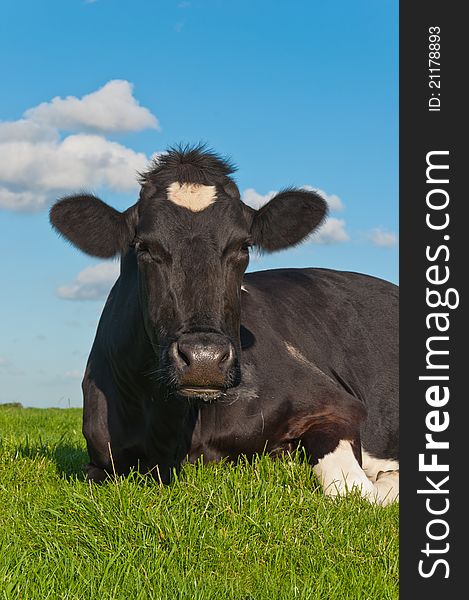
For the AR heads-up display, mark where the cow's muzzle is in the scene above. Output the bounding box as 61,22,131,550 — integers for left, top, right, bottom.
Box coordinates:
168,332,236,399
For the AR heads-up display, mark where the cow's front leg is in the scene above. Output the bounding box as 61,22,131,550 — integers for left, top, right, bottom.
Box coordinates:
82,362,142,481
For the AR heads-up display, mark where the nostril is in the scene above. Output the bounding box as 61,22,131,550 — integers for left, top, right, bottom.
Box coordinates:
218,345,234,367
219,350,230,363
177,344,191,367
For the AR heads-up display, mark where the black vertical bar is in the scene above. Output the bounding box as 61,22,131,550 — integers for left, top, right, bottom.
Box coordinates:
400,2,465,597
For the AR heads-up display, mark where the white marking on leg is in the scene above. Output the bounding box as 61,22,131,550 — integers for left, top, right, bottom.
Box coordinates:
361,449,399,482
167,182,217,212
373,470,399,505
313,440,375,499
361,449,399,505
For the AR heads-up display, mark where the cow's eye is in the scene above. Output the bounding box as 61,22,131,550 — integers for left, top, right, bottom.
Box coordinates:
135,241,160,262
135,241,150,254
222,240,252,261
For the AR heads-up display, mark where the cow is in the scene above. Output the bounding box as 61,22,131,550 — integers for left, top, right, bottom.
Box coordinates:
50,145,399,504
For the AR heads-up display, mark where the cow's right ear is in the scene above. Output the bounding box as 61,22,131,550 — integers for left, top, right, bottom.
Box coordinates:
49,194,138,258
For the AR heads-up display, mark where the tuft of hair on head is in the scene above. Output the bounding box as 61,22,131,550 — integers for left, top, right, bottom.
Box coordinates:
139,143,237,187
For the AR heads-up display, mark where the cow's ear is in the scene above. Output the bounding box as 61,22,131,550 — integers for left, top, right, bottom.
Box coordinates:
247,189,327,252
49,194,138,258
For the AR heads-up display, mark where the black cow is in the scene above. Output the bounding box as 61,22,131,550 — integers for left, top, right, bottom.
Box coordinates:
50,146,399,504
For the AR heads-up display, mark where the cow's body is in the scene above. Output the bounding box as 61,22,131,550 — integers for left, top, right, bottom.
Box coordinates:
83,262,398,492
51,145,399,504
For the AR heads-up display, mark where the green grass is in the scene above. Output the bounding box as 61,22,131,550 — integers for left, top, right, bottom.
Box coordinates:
0,404,398,599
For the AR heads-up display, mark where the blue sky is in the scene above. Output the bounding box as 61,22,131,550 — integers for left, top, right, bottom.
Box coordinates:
0,0,398,407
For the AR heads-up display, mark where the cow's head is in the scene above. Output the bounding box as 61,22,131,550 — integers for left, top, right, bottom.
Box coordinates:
50,146,327,400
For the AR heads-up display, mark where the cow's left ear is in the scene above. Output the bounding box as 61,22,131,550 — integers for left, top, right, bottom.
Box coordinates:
246,189,327,252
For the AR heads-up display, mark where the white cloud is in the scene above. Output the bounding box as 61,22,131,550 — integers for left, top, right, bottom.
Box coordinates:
242,187,349,244
0,81,158,212
0,357,10,367
57,262,120,300
0,188,49,212
24,80,159,134
242,188,277,210
368,228,398,247
0,134,148,205
0,119,58,143
312,218,349,244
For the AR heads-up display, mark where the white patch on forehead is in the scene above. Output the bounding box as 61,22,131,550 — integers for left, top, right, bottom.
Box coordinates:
167,182,217,212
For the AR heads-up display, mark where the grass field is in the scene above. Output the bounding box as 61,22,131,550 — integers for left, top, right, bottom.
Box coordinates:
0,404,398,599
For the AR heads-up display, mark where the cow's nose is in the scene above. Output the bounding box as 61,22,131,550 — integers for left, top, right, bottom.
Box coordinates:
176,340,233,370
169,333,235,388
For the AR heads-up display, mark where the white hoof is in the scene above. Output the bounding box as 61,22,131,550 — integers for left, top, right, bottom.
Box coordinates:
373,470,399,506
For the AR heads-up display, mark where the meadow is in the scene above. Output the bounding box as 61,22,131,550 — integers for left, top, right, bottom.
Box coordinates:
0,404,398,599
